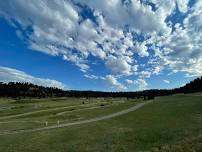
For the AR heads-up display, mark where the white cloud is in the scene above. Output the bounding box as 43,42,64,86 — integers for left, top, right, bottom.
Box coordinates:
84,74,126,90
153,1,202,76
104,75,126,90
105,56,132,75
84,74,99,80
126,78,148,90
0,0,201,90
132,42,149,57
125,79,134,84
0,1,166,70
163,80,170,84
74,0,171,34
184,73,199,78
0,66,65,89
139,71,151,78
176,0,189,13
134,79,148,90
152,66,162,75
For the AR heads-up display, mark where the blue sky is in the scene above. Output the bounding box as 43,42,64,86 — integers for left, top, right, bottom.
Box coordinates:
0,0,201,91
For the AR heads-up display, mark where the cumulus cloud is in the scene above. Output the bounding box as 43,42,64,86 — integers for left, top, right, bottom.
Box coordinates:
132,42,149,57
84,74,126,90
176,0,189,13
125,79,134,85
139,71,151,78
0,66,65,89
135,79,148,90
0,0,200,90
104,75,126,90
74,0,171,34
105,56,132,75
126,78,148,90
153,0,202,76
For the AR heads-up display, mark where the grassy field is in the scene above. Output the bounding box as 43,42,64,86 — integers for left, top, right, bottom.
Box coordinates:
0,95,202,152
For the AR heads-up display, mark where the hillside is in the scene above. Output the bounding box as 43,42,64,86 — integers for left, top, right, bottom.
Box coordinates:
0,76,202,98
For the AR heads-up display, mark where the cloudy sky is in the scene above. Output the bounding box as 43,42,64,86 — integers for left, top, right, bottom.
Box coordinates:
0,0,201,91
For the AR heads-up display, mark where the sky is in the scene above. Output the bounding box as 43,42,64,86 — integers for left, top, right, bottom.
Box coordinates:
0,0,201,91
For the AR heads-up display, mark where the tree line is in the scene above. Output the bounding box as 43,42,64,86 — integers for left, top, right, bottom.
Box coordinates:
0,76,202,99
0,82,63,98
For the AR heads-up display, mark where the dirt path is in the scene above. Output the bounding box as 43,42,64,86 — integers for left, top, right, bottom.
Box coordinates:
0,100,153,135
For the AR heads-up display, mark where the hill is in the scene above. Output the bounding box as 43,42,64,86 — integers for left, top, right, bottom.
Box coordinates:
0,76,202,98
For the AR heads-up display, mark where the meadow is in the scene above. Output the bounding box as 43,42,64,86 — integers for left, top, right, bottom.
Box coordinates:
0,95,202,152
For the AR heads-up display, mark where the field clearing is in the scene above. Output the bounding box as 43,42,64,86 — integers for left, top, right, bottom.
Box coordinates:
0,95,202,152
0,97,119,117
0,98,140,132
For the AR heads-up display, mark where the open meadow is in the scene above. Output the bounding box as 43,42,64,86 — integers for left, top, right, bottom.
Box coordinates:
0,95,202,152
1,1,202,151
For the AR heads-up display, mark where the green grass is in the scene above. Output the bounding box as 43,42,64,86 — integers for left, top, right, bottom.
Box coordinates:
0,95,202,152
0,97,97,117
0,97,138,131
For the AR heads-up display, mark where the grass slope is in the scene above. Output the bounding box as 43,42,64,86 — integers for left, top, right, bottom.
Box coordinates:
0,95,202,152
